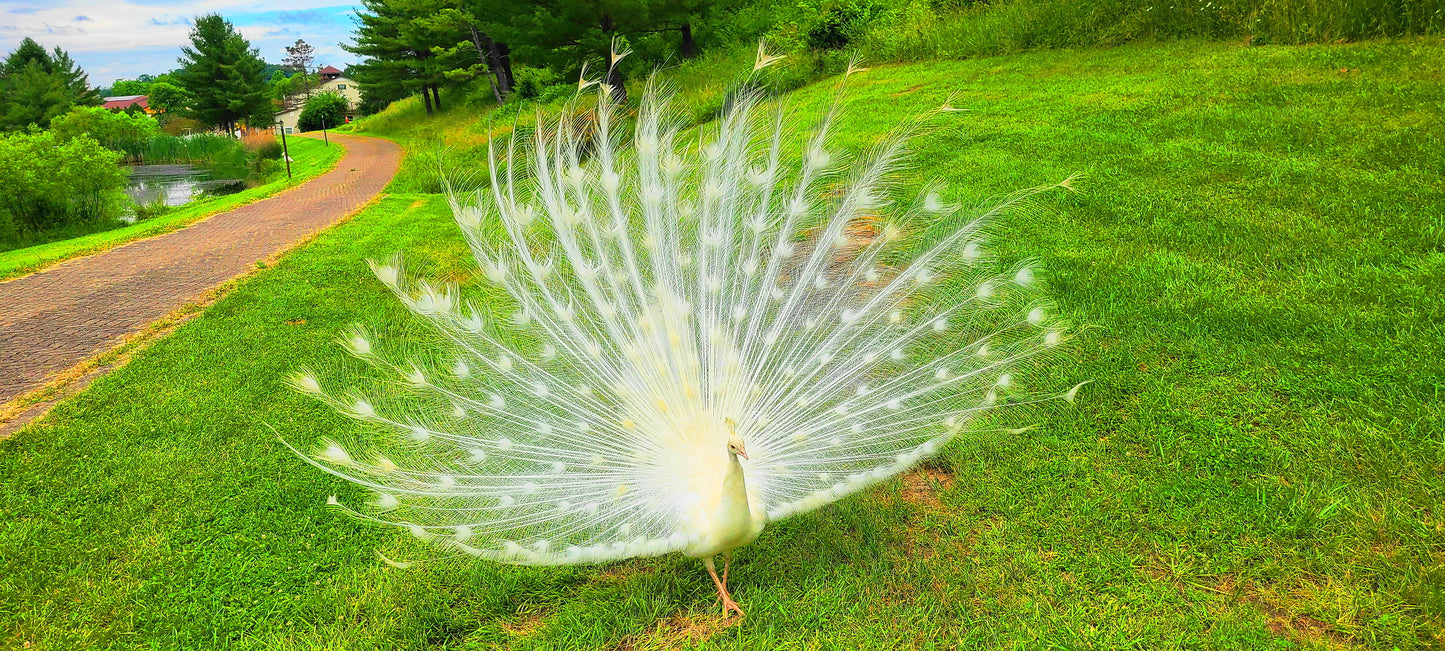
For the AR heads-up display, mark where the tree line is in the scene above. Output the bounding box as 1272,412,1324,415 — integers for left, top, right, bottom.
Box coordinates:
1,14,334,135
1,0,870,133
345,0,727,113
17,0,1434,134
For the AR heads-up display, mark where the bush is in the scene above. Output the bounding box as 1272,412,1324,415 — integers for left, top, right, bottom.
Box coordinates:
50,106,161,161
0,131,127,232
298,91,348,132
806,1,889,49
488,67,572,118
511,66,562,100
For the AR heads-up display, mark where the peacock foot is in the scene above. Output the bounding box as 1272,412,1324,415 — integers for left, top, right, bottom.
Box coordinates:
719,594,745,618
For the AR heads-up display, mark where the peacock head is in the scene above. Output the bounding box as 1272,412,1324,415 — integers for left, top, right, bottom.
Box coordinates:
723,418,749,460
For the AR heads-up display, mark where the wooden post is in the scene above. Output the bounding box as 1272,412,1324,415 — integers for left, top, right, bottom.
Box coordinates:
277,121,292,180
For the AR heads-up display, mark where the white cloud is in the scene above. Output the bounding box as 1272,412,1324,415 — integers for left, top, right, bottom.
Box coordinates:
1,0,360,85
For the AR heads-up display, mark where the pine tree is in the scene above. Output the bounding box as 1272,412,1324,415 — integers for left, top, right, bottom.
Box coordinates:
281,39,318,103
283,39,316,75
0,38,101,130
346,0,419,112
174,14,269,134
346,0,454,115
48,47,101,107
429,5,515,102
0,65,72,130
1,38,51,75
499,0,712,103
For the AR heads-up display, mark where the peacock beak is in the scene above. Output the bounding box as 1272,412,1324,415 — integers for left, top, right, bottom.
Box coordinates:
736,446,749,460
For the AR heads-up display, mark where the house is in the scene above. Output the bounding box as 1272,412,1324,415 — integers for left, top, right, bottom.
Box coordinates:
275,66,360,134
102,95,153,113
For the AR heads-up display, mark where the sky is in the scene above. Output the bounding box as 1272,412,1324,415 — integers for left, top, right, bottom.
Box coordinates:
0,0,363,88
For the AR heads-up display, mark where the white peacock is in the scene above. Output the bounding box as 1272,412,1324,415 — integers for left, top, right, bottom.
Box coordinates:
288,46,1084,617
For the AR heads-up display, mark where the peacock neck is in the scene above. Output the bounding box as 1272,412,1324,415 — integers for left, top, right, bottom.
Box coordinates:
721,452,749,510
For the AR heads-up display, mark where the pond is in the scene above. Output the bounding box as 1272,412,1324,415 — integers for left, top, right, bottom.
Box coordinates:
124,163,248,209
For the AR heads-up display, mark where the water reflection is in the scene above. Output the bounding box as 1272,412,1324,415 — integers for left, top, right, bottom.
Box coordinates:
124,164,247,208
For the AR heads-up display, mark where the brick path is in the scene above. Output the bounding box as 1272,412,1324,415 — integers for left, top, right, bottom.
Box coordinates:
0,133,400,404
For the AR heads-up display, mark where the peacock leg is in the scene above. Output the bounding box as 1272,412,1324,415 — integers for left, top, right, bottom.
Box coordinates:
703,556,745,617
721,552,731,589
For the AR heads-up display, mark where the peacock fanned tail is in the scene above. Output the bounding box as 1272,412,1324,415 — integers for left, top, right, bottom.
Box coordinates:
288,52,1081,567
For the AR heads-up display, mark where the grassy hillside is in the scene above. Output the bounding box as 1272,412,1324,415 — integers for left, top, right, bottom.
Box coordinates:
338,46,824,194
2,39,1443,649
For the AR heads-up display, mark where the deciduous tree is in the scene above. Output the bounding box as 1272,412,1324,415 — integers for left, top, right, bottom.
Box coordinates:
108,79,150,96
147,82,189,115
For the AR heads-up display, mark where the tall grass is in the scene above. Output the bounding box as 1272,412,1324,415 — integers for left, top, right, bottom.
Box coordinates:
240,132,284,161
654,0,1444,124
132,134,251,168
96,134,254,170
345,0,1442,190
857,0,1445,62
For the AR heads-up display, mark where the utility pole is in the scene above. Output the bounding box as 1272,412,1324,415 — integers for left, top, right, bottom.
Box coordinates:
321,116,329,146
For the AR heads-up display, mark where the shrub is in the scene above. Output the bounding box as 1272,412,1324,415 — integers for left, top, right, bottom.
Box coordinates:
252,157,286,180
0,131,127,232
806,1,889,50
511,66,562,100
50,106,160,161
298,91,348,132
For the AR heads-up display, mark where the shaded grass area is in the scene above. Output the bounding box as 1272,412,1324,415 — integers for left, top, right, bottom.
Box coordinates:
0,136,343,282
2,39,1444,649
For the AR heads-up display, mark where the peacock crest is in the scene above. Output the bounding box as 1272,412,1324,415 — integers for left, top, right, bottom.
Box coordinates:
288,46,1082,614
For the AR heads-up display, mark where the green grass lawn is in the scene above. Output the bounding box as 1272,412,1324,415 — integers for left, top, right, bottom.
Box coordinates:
340,93,508,195
3,39,1443,649
0,136,344,282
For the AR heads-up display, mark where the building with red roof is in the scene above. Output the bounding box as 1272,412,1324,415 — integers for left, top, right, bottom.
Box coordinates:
102,95,152,113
